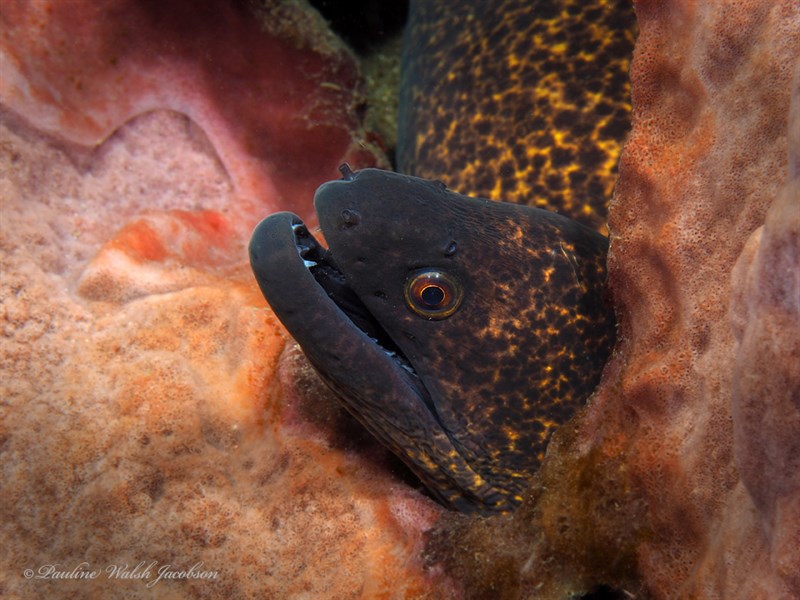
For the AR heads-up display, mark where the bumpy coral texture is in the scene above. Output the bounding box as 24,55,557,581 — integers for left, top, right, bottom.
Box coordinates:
611,2,799,597
0,0,384,221
424,2,799,599
0,107,448,598
0,110,444,599
0,2,442,599
730,68,800,596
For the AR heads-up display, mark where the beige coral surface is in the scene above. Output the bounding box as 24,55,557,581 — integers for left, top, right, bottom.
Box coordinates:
1,2,440,598
609,2,799,596
0,110,443,599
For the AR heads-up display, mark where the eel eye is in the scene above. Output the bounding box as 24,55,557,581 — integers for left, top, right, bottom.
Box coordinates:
404,269,463,320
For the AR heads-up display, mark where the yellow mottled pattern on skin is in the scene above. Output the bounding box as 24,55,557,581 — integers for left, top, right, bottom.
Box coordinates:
399,0,636,232
297,166,617,512
403,209,613,511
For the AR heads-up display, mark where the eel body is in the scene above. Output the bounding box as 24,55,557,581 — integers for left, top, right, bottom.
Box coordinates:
249,0,635,513
399,0,636,232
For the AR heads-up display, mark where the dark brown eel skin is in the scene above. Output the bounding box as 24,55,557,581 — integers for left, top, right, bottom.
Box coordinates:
249,0,635,514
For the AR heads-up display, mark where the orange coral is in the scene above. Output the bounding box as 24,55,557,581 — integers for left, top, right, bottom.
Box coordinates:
423,2,799,598
0,2,440,598
606,2,799,595
0,106,446,598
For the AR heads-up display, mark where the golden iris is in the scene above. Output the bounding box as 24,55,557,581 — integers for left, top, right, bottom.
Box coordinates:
404,269,463,319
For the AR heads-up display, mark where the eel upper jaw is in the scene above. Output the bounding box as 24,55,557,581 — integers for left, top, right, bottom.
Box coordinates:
248,211,434,426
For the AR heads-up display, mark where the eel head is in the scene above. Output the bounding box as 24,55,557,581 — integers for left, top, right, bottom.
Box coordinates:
249,168,615,513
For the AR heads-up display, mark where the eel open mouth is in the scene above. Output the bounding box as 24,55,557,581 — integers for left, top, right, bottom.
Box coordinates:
248,168,516,513
249,209,440,424
288,218,415,375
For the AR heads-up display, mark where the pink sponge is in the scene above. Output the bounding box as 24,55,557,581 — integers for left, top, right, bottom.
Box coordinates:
0,0,383,221
0,88,444,600
730,68,800,594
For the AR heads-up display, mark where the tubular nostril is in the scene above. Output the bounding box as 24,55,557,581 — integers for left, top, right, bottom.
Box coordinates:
338,163,355,181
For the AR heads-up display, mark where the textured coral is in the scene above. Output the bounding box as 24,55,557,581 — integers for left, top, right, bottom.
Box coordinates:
0,0,384,221
0,107,445,599
425,2,800,599
608,3,799,596
729,69,800,596
0,2,442,598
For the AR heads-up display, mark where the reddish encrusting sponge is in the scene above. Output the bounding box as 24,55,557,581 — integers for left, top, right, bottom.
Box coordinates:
0,0,384,222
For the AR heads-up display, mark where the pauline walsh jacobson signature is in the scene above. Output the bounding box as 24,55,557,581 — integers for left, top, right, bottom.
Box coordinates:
24,561,219,588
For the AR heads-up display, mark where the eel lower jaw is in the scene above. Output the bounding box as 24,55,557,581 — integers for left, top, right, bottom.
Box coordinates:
249,211,429,405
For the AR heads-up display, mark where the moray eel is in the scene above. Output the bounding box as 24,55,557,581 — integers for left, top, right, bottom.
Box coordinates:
249,0,634,513
249,167,615,513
